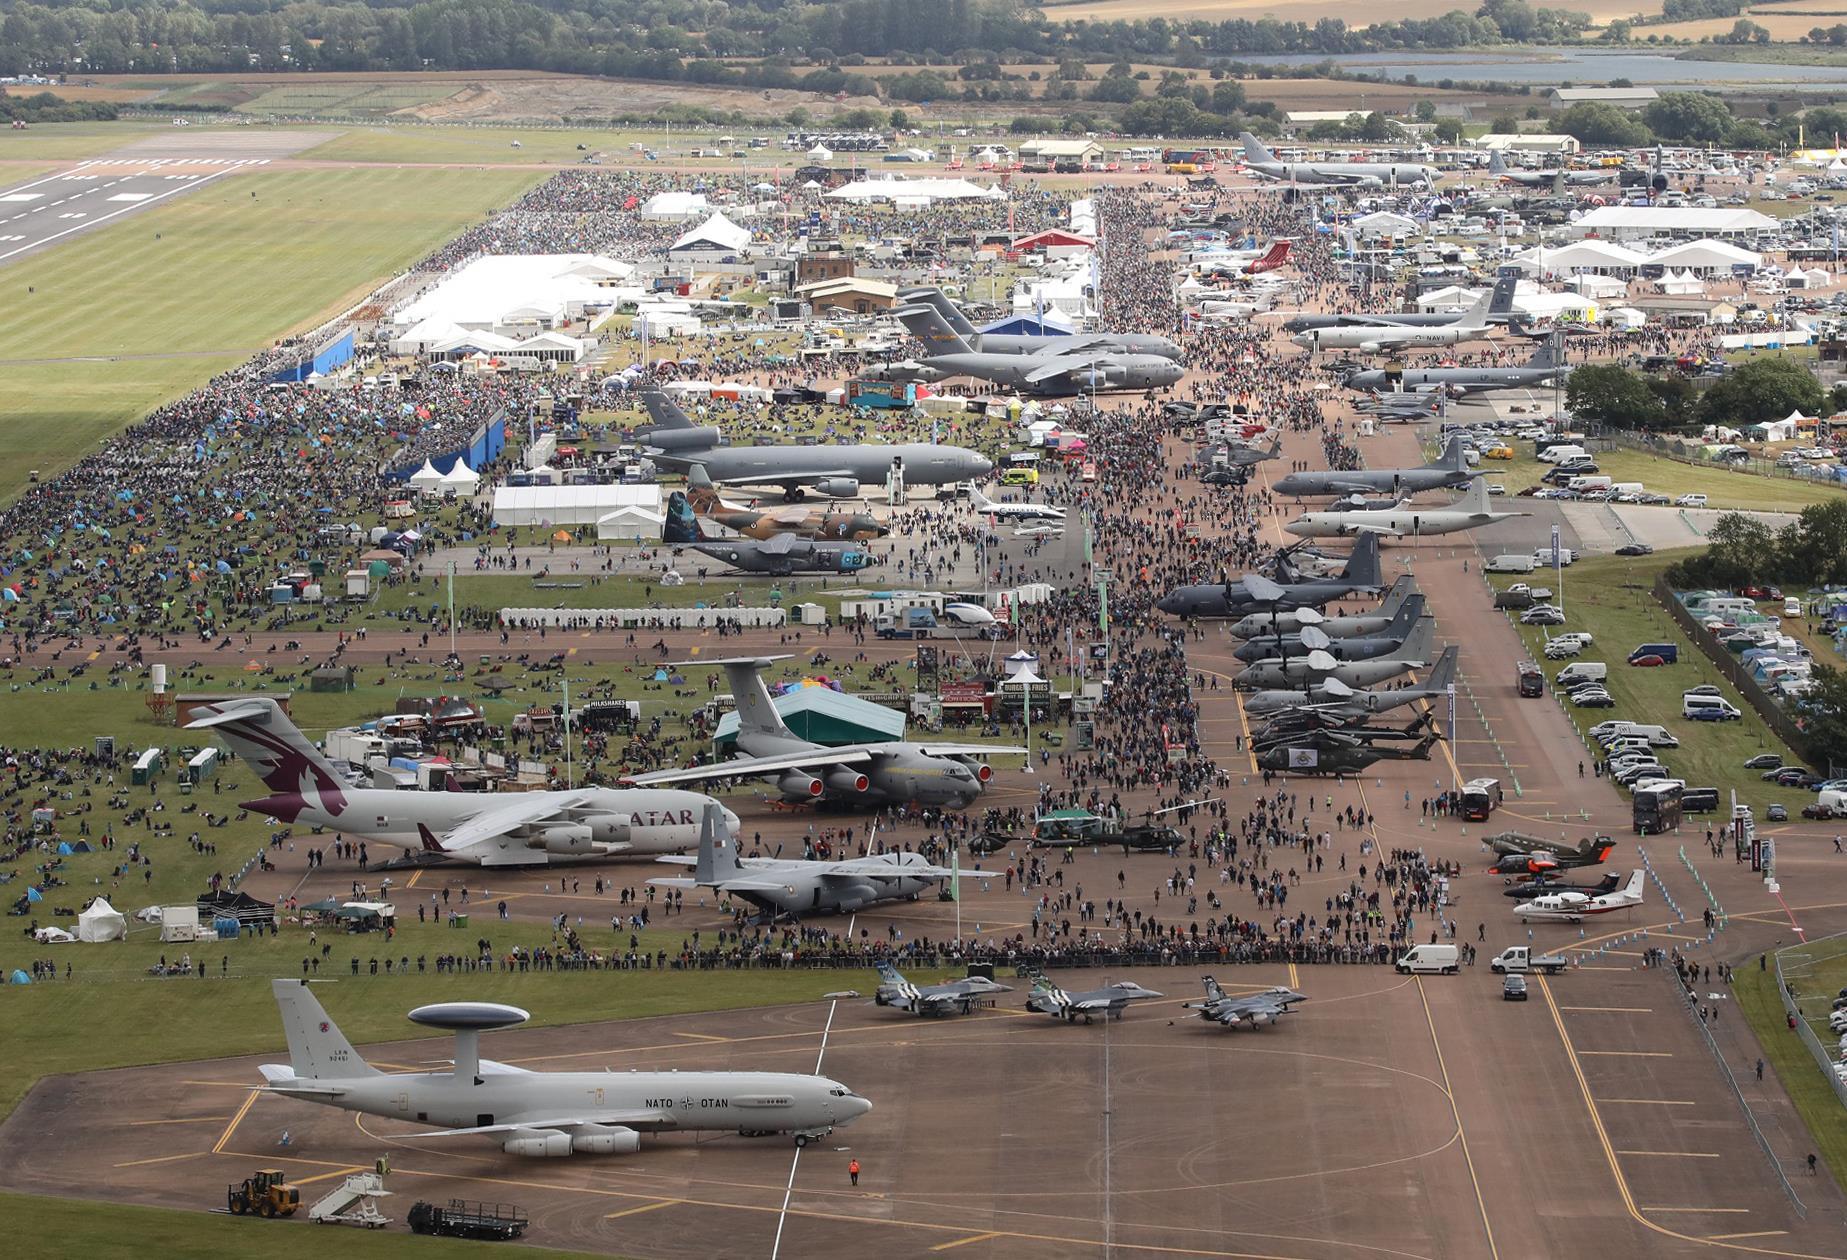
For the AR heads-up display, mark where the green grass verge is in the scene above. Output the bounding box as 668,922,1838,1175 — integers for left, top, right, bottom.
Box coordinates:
0,165,544,500
1736,958,1847,1188
303,126,768,167
0,121,164,161
1488,549,1807,817
1479,447,1845,513
0,1191,615,1260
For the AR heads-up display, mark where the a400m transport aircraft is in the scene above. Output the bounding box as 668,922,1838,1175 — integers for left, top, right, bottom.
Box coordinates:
188,698,735,867
261,980,872,1155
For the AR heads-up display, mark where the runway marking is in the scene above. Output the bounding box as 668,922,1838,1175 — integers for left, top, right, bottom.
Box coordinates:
1600,1098,1697,1106
932,1231,1003,1251
770,994,840,1260
292,1164,369,1187
603,1198,683,1219
112,1150,207,1168
1579,1051,1672,1058
1539,975,1833,1259
404,869,423,889
106,192,153,202
213,1089,259,1154
674,1030,730,1042
1707,1234,1790,1242
127,1114,233,1125
1414,978,1500,1260
0,167,231,264
1644,1208,1753,1215
1619,1151,1722,1158
1561,1006,1653,1013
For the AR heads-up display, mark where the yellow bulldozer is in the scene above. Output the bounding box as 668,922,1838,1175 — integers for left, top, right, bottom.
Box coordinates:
227,1169,300,1219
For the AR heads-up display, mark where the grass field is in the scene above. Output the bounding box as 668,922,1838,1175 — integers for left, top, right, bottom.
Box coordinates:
1488,549,1809,817
1480,446,1846,513
0,121,163,161
1738,949,1847,1188
303,126,752,167
0,1192,615,1260
1041,0,1661,26
0,165,543,500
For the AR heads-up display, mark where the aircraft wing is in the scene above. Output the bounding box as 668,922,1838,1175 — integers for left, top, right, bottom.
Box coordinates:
1344,522,1404,537
1022,355,1094,385
909,744,1027,758
441,793,590,852
822,860,960,880
399,1109,669,1139
625,748,874,785
720,469,856,487
758,532,803,555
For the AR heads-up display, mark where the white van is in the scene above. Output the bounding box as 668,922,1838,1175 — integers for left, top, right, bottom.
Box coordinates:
1602,723,1677,747
1538,444,1587,464
1534,547,1576,567
1785,597,1804,618
1567,475,1613,493
1487,554,1537,574
1683,694,1741,721
1556,661,1608,686
1395,943,1460,975
1610,482,1644,498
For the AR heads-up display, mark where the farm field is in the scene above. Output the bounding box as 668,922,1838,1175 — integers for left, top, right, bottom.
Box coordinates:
1042,0,1663,27
303,125,714,167
1487,549,1811,817
0,165,543,500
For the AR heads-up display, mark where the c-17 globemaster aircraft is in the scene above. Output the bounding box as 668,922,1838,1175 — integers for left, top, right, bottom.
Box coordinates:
640,389,990,500
187,698,735,867
625,656,1018,808
651,803,987,918
259,980,871,1155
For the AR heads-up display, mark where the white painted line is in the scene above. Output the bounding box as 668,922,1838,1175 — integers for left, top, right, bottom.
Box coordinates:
0,193,44,203
0,168,230,265
106,193,153,203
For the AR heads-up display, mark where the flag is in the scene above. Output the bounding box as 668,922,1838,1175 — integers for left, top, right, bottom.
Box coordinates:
949,848,959,902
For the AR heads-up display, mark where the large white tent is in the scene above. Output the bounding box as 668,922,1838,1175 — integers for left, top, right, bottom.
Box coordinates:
1570,205,1777,239
77,898,126,943
438,462,480,494
825,177,1002,204
1659,268,1705,294
1352,210,1419,238
639,191,709,220
1563,273,1626,299
670,212,752,253
407,460,444,494
492,485,663,528
389,255,631,341
1645,238,1762,274
1516,239,1646,275
595,505,668,540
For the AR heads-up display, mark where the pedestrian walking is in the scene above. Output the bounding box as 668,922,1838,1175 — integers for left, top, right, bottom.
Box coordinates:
849,1158,861,1187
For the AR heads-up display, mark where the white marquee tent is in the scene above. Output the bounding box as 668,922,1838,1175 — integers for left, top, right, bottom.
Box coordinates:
640,191,710,220
1646,238,1762,273
77,898,126,943
492,485,663,528
825,177,1002,204
407,460,444,493
670,212,752,253
439,462,480,494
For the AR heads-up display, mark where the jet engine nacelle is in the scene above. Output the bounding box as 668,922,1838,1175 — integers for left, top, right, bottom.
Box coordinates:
503,1129,574,1157
646,426,724,451
570,1124,642,1155
582,815,632,845
776,771,826,800
824,769,870,795
532,824,595,854
1075,364,1126,389
814,477,860,498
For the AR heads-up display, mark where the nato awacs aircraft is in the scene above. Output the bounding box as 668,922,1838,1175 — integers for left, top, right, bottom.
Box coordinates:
640,389,989,500
1284,477,1530,541
1281,273,1519,334
872,304,1184,395
1239,132,1438,187
1343,338,1568,396
1183,978,1308,1030
1155,533,1383,618
1242,645,1458,719
187,698,732,867
651,803,986,918
1025,978,1164,1023
663,490,869,576
624,656,1018,808
897,287,1182,360
1272,435,1479,500
684,466,885,542
873,962,1012,1016
259,980,870,1155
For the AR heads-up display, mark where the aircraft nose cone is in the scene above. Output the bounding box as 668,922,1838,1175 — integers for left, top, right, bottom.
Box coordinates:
1283,521,1310,536
968,452,993,477
836,1092,874,1124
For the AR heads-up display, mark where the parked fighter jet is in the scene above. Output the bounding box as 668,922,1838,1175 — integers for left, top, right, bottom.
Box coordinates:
664,491,869,575
874,305,1184,395
187,698,733,867
1515,870,1644,922
897,287,1182,360
624,656,1018,808
640,390,989,500
1156,534,1382,618
652,803,986,918
1025,978,1164,1023
684,467,885,541
1242,645,1457,718
1272,436,1478,500
258,980,870,1156
1239,133,1437,187
873,963,1012,1016
1235,615,1435,689
1488,149,1616,188
1281,273,1519,334
1291,288,1499,354
1233,595,1426,663
1284,478,1530,540
1343,339,1567,396
1182,977,1307,1029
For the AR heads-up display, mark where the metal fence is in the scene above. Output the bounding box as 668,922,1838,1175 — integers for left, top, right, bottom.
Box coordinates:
1775,935,1847,1116
1669,967,1808,1217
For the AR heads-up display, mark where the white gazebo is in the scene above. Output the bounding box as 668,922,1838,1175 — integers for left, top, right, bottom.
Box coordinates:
407,460,444,495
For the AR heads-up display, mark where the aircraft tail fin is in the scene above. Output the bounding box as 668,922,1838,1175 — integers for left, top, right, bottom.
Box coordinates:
895,303,972,354
1202,976,1225,1002
1454,476,1491,514
1458,286,1495,328
270,980,378,1080
663,491,704,544
1488,271,1518,317
1527,335,1561,372
1423,645,1459,694
685,465,722,515
694,801,742,885
642,388,698,430
186,697,350,816
1400,616,1435,663
1380,575,1416,617
1425,434,1468,472
1488,149,1507,176
720,658,795,740
1239,132,1276,165
1339,531,1383,589
1249,241,1291,273
916,288,978,338
876,961,904,986
1621,869,1645,903
1387,593,1426,636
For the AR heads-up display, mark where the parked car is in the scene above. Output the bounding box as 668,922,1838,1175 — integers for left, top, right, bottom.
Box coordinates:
1775,768,1823,789
1743,754,1784,770
1629,654,1668,667
1571,689,1615,708
1805,803,1841,820
1521,605,1567,626
1767,803,1789,822
1676,493,1709,508
1615,543,1654,556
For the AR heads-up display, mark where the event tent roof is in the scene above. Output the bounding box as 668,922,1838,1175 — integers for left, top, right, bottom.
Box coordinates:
826,177,1002,203
1573,206,1776,235
670,212,752,253
1646,238,1762,271
1519,239,1647,272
